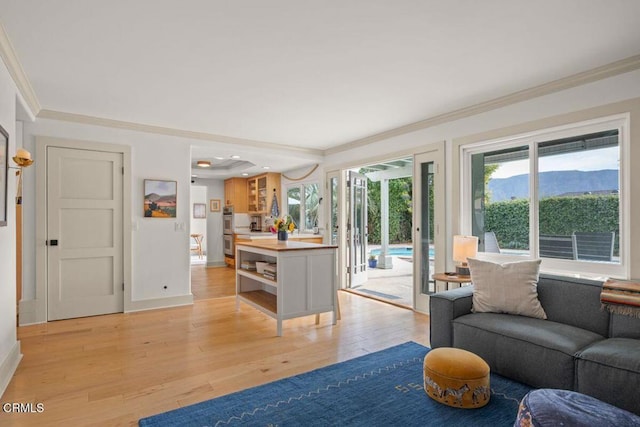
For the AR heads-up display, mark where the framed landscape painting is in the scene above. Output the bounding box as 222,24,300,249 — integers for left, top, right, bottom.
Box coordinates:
210,199,220,212
144,179,177,218
0,125,8,227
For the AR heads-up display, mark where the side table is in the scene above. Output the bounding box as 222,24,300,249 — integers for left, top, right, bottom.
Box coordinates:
432,273,473,292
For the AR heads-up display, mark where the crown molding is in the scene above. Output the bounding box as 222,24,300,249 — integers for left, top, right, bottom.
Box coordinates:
325,54,640,156
0,23,41,118
37,109,324,156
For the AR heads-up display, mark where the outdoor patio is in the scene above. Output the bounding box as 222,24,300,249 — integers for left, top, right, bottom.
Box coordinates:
349,246,415,308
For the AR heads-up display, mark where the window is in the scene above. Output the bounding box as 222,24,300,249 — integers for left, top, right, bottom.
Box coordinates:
287,182,320,232
462,115,629,278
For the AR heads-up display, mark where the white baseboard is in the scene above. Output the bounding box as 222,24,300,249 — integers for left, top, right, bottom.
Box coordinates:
206,260,227,268
0,341,22,398
125,294,194,313
18,299,40,326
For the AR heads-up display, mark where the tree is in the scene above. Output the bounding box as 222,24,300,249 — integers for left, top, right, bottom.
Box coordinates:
363,170,413,244
484,164,499,204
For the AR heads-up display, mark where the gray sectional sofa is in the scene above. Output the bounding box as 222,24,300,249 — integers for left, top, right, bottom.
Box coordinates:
430,274,640,415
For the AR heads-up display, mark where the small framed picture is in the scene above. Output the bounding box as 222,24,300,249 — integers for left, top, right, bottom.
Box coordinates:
144,179,177,218
193,203,206,218
210,199,221,212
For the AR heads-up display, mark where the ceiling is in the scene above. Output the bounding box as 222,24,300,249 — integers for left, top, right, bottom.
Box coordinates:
2,1,640,178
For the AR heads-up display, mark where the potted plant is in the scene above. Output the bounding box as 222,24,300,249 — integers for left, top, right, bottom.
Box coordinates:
368,254,377,268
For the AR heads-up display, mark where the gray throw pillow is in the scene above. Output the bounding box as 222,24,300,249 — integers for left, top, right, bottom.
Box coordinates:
468,258,547,319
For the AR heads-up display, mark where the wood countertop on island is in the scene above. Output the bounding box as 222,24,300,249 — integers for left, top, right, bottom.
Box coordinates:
235,240,338,252
235,232,324,241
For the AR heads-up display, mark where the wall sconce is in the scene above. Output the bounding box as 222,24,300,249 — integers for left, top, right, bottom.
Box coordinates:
12,148,34,204
453,235,478,276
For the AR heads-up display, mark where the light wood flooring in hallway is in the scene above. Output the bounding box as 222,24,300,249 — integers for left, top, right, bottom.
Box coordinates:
2,265,430,426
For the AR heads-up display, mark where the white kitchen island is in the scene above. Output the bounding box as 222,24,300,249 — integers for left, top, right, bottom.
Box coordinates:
235,240,338,336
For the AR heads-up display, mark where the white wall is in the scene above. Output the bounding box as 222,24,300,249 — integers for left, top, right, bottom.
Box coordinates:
190,185,207,254
0,57,21,397
19,117,196,319
323,69,640,276
198,178,225,267
324,70,640,168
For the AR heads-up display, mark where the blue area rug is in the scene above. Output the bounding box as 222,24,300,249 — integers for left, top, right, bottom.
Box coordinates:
139,342,531,426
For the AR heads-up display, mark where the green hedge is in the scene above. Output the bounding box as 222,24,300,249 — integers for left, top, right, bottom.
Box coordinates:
485,195,619,253
366,177,413,244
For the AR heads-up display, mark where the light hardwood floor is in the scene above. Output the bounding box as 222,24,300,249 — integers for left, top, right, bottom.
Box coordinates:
2,265,430,426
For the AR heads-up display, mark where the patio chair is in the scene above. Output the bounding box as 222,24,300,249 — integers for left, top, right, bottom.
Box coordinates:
483,231,501,253
539,234,575,259
572,231,615,262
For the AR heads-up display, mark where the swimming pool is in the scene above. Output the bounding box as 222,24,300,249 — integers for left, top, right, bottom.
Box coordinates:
370,247,434,258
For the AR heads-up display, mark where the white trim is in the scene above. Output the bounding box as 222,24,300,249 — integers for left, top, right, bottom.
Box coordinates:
413,142,446,314
17,298,39,326
0,22,40,117
37,109,323,156
125,294,194,313
0,341,22,398
206,261,227,268
325,170,346,289
325,55,640,156
460,114,630,279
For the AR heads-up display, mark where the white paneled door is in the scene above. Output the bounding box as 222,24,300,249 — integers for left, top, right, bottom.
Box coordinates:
47,147,124,320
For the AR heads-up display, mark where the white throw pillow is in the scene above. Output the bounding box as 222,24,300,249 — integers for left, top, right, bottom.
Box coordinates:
468,258,547,319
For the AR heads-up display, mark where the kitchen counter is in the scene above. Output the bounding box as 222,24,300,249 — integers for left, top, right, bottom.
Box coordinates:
235,241,338,335
236,240,337,252
235,232,324,241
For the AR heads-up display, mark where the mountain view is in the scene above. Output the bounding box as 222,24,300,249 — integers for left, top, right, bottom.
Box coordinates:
487,170,618,202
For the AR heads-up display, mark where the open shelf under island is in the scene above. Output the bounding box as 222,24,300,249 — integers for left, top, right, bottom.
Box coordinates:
235,240,338,336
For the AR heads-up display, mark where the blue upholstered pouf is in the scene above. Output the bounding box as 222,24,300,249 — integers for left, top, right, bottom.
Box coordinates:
515,389,640,427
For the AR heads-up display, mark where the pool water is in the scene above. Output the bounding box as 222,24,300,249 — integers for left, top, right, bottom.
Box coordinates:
370,247,434,258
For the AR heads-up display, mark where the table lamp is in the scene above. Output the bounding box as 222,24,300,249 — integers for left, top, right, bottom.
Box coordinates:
453,235,478,276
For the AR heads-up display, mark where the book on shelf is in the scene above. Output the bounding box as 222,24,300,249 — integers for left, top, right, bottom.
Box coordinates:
263,271,277,280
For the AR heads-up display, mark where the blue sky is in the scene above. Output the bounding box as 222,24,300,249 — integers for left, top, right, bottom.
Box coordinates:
492,147,619,179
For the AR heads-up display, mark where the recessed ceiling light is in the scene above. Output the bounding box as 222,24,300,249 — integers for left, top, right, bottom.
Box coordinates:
241,173,249,176
191,174,198,178
262,166,270,170
230,155,241,159
197,160,211,168
214,156,224,160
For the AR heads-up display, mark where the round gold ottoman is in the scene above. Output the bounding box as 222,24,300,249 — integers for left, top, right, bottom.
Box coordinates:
423,347,490,408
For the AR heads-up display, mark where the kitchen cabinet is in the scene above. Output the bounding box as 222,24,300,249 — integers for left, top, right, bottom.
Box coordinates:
247,173,281,214
224,177,248,212
235,240,338,336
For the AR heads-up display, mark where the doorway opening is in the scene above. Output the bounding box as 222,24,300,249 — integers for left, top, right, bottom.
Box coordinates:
346,158,415,308
190,185,208,265
329,145,444,313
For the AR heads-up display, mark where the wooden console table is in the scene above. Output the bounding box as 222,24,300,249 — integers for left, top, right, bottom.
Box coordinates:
235,240,338,336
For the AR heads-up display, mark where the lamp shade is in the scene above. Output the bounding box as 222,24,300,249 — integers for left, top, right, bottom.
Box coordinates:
15,148,31,160
453,235,478,264
13,148,34,167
